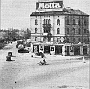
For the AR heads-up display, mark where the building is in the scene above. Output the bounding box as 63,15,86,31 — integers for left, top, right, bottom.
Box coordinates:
30,0,89,56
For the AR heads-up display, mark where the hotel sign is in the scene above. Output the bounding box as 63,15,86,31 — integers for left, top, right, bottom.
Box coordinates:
36,1,63,10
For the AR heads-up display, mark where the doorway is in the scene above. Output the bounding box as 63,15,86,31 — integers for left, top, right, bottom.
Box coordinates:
44,46,50,53
83,46,87,55
55,45,62,55
74,46,80,55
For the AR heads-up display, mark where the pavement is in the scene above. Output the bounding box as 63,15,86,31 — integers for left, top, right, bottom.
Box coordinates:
0,41,89,89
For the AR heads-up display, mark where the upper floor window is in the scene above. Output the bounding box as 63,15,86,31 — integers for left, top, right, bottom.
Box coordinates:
78,28,81,34
57,38,60,43
67,28,69,34
57,28,60,34
48,19,51,24
78,19,81,26
87,30,89,34
35,19,38,25
84,19,87,26
88,38,89,42
73,19,76,25
35,28,37,33
67,18,69,25
35,37,37,41
46,19,48,24
72,28,75,34
83,38,88,43
78,38,81,42
83,29,87,34
57,19,60,25
66,38,69,43
43,19,51,24
43,19,45,24
73,38,75,43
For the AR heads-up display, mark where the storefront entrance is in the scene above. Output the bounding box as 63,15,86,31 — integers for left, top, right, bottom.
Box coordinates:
33,45,39,53
74,46,80,55
83,46,87,55
55,45,62,55
66,46,70,56
44,46,50,53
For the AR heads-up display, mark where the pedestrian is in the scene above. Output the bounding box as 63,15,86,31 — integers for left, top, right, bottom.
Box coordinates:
43,59,46,65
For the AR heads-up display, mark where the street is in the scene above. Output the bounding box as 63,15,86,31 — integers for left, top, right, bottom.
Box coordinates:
0,42,89,89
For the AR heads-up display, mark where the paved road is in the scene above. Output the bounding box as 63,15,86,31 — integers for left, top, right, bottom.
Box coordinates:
0,58,89,89
0,42,89,89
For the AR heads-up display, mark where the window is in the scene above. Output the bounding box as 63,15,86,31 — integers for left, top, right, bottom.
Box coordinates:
57,38,60,42
72,28,75,34
87,30,89,33
48,19,51,24
35,19,38,25
35,28,37,33
57,28,60,34
35,37,37,41
83,38,87,43
73,38,75,42
57,19,60,25
83,29,87,34
67,18,69,25
78,38,81,42
78,28,81,34
84,19,87,26
66,16,70,25
88,38,89,42
43,19,51,24
46,19,48,24
67,28,69,34
73,19,76,25
78,19,81,25
43,19,45,24
66,38,69,43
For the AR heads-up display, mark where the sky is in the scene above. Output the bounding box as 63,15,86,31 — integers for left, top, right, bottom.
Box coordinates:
1,0,90,30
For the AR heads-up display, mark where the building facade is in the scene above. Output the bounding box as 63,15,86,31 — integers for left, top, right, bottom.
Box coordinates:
30,0,89,56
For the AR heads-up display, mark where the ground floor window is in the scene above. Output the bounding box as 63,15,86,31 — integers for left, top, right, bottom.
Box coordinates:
55,45,62,55
44,46,50,53
83,46,87,55
74,46,80,55
33,45,39,53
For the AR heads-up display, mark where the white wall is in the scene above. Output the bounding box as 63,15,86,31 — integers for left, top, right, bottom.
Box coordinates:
30,15,65,42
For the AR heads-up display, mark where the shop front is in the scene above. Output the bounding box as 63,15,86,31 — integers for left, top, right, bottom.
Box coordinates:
74,46,80,55
33,43,89,56
55,45,62,55
83,46,87,55
44,45,50,53
33,45,39,53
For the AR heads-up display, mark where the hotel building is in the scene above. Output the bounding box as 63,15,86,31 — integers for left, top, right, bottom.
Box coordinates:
30,0,89,56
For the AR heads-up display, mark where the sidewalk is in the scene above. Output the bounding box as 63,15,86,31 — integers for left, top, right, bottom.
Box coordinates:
44,54,84,61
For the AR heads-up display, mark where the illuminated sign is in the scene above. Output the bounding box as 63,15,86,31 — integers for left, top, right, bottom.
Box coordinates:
36,1,63,10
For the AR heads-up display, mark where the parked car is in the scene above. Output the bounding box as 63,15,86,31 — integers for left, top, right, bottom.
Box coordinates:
16,40,24,48
18,44,29,53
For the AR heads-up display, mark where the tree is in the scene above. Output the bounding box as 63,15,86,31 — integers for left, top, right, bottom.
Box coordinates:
3,29,19,42
24,28,31,39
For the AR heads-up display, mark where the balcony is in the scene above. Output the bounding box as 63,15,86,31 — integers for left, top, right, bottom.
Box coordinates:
43,24,51,28
43,33,48,36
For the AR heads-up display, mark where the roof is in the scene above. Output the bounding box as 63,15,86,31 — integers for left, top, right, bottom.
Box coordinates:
30,8,89,16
